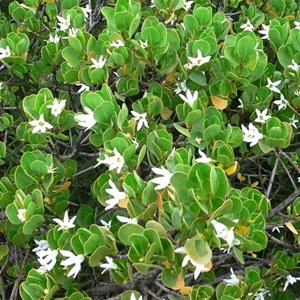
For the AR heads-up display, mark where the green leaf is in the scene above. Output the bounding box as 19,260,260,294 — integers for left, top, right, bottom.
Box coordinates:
94,101,115,124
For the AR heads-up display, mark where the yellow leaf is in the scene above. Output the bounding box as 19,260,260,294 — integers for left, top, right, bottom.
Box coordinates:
219,41,225,49
59,181,71,191
180,286,192,295
285,221,298,235
269,10,278,17
285,15,295,21
156,192,164,212
162,260,172,268
161,107,173,120
42,0,55,3
225,161,238,175
167,186,176,201
237,173,246,182
235,225,249,235
204,260,213,271
211,95,228,110
44,197,52,205
172,273,185,290
118,198,129,209
251,181,259,187
163,67,177,84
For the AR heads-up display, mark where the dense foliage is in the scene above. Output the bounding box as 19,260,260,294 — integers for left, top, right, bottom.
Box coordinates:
0,0,300,299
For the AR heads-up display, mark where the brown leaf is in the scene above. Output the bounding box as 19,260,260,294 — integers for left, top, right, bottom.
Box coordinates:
211,95,228,110
237,173,246,182
161,107,173,120
285,221,298,235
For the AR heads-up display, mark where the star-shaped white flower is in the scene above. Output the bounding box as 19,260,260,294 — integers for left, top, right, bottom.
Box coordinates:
211,219,238,253
237,98,243,108
47,98,66,117
186,49,211,69
29,114,53,134
53,210,76,231
182,0,194,11
74,107,96,131
76,83,90,93
254,108,271,124
95,148,125,173
289,115,299,128
271,225,284,233
33,240,49,252
105,180,126,211
60,250,84,278
90,56,106,68
57,15,71,31
149,166,172,190
175,247,209,279
48,34,60,44
100,219,112,229
0,46,11,59
240,19,255,32
117,215,138,224
131,111,149,131
287,60,299,72
99,256,118,274
274,94,288,110
223,268,240,285
294,21,300,30
179,89,198,106
36,248,58,273
130,293,142,300
241,123,263,147
258,24,269,39
139,39,148,48
81,4,91,20
110,40,124,48
17,208,27,222
295,89,300,96
266,77,281,93
69,27,78,37
174,80,187,94
283,274,300,291
195,150,212,163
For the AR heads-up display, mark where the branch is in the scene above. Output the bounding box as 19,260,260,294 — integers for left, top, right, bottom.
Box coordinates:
266,153,279,198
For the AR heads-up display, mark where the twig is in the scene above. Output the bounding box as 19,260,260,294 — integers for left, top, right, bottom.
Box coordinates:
74,165,95,177
268,189,300,219
266,153,279,198
278,155,297,191
9,249,29,300
266,232,300,252
278,150,300,173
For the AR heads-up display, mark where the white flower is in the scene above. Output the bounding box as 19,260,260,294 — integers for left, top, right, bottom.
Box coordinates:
253,288,271,300
117,215,138,224
195,150,212,163
57,15,71,31
36,248,58,273
48,34,60,44
69,27,78,37
274,94,288,110
149,166,172,190
289,115,299,128
241,123,263,147
53,210,76,231
287,60,299,72
254,109,271,124
75,107,96,131
258,24,269,39
237,98,243,108
47,98,66,117
76,83,90,93
17,208,27,222
81,4,91,20
99,256,118,274
130,293,142,300
240,19,255,32
223,268,240,285
174,80,187,94
266,77,281,93
131,111,149,131
29,114,53,134
182,0,194,11
283,274,300,291
294,21,300,30
195,137,202,144
272,225,284,233
179,89,198,106
90,56,106,68
100,219,112,230
33,240,49,252
0,46,11,59
186,49,211,69
105,180,126,211
95,148,125,174
211,220,238,253
60,250,84,278
139,40,148,48
175,247,209,279
295,89,300,96
110,40,124,48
